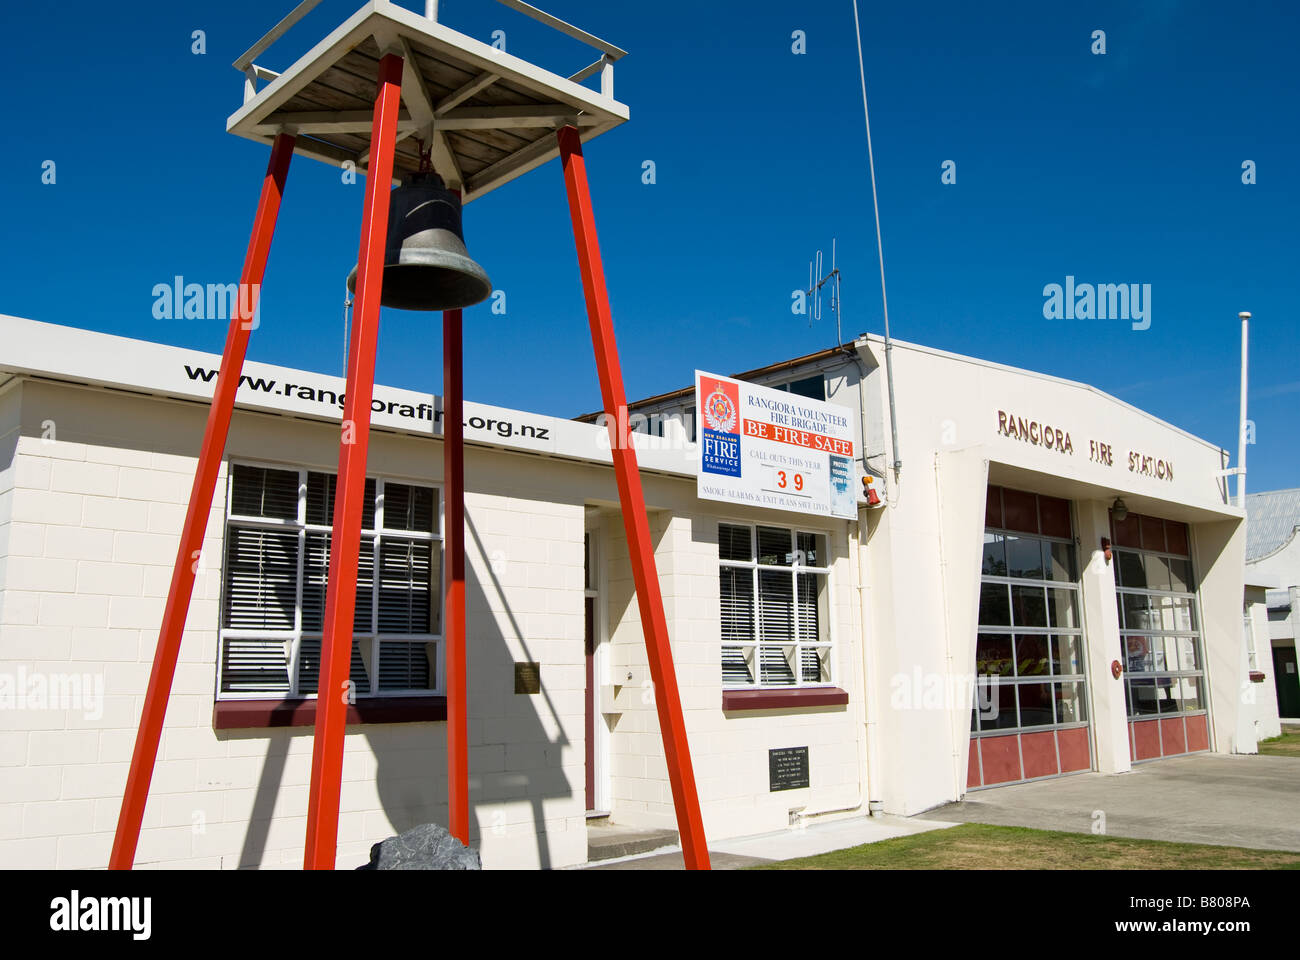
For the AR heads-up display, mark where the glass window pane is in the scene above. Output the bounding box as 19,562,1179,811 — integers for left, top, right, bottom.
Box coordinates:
383,483,436,533
759,645,796,686
1121,593,1157,631
982,533,1007,577
1156,677,1182,713
1177,637,1201,671
718,524,752,562
378,539,433,634
796,572,826,643
1168,558,1194,593
1044,542,1077,582
722,645,755,685
1144,554,1173,592
975,634,1013,676
377,640,432,690
797,532,827,568
1051,635,1085,676
1124,635,1157,674
978,679,1017,730
230,465,299,520
1018,683,1055,726
1055,681,1088,724
1174,676,1204,712
757,527,793,565
719,567,755,643
1047,588,1079,629
1152,636,1178,673
222,527,298,630
757,570,794,642
1117,551,1145,589
800,646,830,683
979,583,1011,626
1015,635,1050,676
306,472,376,528
1129,679,1159,715
1006,535,1044,579
1011,585,1047,627
221,638,290,694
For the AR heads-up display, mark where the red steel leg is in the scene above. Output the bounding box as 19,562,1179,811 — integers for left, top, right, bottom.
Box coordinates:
303,52,404,870
556,125,711,870
109,132,295,870
443,307,468,843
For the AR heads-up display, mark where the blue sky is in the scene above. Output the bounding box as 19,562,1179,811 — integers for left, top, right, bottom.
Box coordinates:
3,1,1297,490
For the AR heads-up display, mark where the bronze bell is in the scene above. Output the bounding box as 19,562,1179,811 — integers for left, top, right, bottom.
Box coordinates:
346,172,492,311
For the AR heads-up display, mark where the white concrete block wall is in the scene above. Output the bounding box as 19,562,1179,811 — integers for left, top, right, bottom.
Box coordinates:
0,381,587,870
600,485,865,841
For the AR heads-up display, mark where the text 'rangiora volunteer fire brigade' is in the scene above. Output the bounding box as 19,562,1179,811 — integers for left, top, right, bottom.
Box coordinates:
695,370,857,519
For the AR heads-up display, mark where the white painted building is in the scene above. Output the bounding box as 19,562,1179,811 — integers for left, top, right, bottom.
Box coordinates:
0,315,1257,869
1244,489,1300,721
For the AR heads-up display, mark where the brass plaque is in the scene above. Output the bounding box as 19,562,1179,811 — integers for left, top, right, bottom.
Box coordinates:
514,662,541,695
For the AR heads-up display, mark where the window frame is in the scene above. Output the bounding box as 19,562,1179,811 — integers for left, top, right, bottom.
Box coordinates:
217,459,445,702
718,520,835,690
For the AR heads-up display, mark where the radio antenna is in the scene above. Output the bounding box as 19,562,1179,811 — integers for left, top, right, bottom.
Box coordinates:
853,0,902,475
805,238,844,347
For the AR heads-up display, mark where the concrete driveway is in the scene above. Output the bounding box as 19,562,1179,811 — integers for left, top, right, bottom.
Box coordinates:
934,753,1300,851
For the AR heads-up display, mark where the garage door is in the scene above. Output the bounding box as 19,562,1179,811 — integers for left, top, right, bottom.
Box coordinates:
968,486,1093,789
1111,510,1211,760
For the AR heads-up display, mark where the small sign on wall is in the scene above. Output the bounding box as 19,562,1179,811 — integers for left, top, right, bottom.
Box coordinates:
769,746,810,792
514,662,541,694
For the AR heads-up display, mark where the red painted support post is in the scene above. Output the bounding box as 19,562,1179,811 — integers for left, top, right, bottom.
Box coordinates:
303,52,404,870
109,132,296,870
443,307,468,843
556,125,711,870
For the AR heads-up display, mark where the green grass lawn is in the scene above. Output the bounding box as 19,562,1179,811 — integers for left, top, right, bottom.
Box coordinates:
1259,726,1300,758
749,823,1300,870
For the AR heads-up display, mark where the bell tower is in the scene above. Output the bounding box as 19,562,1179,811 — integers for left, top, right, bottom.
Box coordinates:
108,0,711,872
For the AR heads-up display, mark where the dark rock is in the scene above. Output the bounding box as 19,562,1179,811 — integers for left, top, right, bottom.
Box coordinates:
357,823,482,870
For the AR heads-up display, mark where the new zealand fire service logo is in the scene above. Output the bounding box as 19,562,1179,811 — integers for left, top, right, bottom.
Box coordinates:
699,376,741,477
704,388,737,434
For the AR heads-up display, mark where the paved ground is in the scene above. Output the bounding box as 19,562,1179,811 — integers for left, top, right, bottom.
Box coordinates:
581,814,958,870
934,753,1300,851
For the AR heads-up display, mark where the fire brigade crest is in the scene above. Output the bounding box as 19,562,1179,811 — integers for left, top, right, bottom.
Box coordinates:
704,388,737,434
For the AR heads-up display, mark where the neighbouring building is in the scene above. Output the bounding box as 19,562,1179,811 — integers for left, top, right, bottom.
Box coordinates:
0,314,1259,868
1245,488,1300,720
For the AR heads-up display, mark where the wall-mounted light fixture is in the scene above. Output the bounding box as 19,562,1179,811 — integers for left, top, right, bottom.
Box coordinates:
1111,497,1129,522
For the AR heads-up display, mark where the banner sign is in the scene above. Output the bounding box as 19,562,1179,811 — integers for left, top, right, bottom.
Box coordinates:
695,370,858,519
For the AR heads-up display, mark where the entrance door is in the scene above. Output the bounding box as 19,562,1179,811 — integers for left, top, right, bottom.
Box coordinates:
1276,647,1300,718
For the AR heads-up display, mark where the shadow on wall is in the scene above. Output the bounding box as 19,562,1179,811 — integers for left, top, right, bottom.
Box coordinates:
216,504,575,870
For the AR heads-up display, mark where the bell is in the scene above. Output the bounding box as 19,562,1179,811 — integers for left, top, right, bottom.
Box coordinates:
347,171,492,311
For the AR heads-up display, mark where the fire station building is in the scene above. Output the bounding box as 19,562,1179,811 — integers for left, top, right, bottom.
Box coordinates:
0,314,1257,869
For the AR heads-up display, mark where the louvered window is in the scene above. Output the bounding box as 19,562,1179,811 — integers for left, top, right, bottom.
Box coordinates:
718,523,831,688
218,463,441,700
